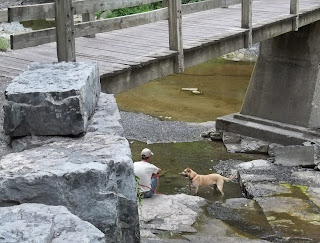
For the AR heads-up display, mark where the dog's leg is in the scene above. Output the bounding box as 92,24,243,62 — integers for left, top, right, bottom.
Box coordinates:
216,182,224,196
193,185,199,195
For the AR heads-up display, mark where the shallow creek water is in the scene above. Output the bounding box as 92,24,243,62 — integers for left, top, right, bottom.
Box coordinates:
114,57,320,242
116,59,254,122
115,59,265,200
114,59,270,239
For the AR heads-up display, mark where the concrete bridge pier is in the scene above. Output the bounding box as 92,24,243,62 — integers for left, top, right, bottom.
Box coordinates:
216,21,320,145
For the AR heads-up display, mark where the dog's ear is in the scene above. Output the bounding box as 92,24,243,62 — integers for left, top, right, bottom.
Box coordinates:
187,168,191,172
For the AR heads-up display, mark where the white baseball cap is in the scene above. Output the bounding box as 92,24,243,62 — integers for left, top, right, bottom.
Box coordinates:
141,148,154,158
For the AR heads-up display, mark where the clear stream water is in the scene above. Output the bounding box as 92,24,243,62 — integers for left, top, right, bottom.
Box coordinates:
115,58,320,242
114,58,271,240
115,58,267,200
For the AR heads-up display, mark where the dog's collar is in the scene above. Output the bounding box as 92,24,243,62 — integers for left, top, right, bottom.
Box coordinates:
189,175,196,181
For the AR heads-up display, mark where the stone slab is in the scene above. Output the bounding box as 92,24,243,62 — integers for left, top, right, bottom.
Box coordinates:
236,159,273,170
291,171,320,187
0,203,105,243
245,183,291,198
3,62,100,137
139,194,206,236
216,113,320,146
273,145,315,166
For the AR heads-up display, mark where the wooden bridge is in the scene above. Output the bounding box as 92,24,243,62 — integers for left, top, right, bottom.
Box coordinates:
0,0,320,94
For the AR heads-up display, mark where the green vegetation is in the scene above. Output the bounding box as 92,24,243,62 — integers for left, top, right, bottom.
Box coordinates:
0,37,9,52
135,174,143,207
97,0,205,19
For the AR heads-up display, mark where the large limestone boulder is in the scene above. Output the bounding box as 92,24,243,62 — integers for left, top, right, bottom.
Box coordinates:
0,203,105,243
0,94,139,243
3,62,100,137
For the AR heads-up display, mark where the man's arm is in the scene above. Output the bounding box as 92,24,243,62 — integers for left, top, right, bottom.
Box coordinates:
152,167,161,177
157,168,162,174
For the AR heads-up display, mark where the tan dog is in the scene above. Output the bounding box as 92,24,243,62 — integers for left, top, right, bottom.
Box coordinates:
180,167,236,196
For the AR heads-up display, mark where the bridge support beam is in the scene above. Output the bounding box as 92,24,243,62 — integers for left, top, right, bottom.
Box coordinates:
216,21,320,145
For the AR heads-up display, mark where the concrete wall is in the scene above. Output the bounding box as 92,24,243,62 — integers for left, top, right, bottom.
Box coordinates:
241,21,320,128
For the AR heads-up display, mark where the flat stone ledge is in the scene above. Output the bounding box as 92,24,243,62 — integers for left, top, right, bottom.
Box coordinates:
0,203,105,243
273,145,315,167
3,62,100,137
216,113,320,145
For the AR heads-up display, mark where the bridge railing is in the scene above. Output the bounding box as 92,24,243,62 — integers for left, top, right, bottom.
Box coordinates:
0,0,300,71
1,0,243,71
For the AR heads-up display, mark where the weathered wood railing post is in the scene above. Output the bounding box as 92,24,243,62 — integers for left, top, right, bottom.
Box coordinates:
82,0,95,38
168,0,184,73
241,0,252,48
55,0,76,62
290,0,299,31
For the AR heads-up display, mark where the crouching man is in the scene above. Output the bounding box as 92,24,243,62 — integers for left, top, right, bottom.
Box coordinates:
134,148,161,198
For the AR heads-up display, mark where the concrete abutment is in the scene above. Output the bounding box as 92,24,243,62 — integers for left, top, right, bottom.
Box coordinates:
217,21,320,145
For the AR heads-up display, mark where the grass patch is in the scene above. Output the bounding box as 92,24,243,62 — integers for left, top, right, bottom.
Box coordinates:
0,37,9,52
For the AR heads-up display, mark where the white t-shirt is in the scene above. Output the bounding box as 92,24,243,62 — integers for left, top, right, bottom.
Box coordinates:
133,161,159,193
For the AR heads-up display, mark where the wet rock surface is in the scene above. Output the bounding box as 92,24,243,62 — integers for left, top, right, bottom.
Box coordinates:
213,158,320,242
207,198,275,241
139,194,269,243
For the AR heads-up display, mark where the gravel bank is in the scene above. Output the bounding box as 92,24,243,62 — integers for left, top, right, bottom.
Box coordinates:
119,111,215,144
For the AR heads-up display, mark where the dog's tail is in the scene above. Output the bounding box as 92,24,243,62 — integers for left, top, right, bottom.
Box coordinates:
223,174,236,182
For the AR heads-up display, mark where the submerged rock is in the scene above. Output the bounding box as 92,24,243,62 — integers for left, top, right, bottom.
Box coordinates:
255,196,320,242
207,198,275,241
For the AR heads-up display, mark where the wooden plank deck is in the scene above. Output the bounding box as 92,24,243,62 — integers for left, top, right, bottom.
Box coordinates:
1,0,320,92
